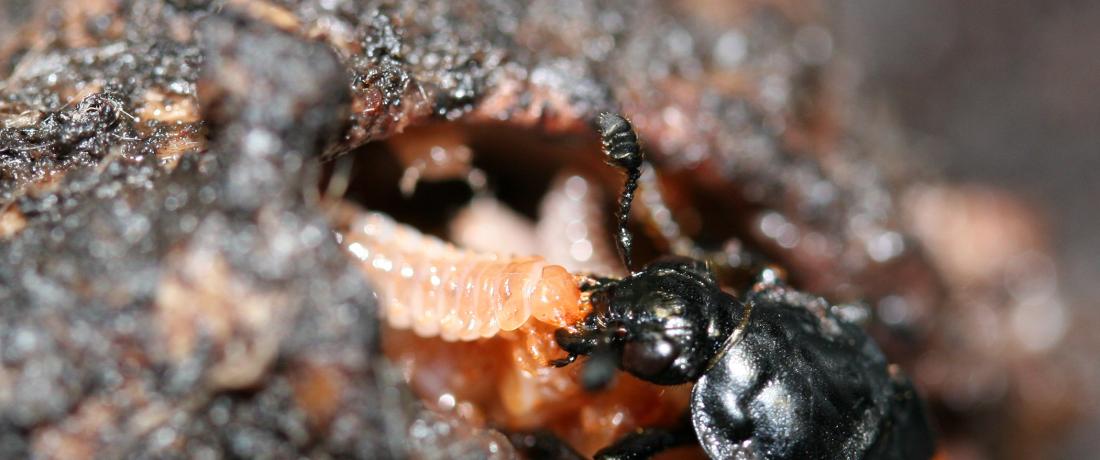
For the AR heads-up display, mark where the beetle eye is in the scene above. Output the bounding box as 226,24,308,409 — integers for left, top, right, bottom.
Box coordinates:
622,336,678,380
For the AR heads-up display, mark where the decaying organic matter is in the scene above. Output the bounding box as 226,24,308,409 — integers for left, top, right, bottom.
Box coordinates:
0,0,1087,459
0,7,508,459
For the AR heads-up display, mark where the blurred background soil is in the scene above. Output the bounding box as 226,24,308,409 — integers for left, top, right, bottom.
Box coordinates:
2,0,1097,457
834,1,1100,456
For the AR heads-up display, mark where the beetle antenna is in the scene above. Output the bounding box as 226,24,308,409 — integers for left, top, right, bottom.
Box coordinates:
597,112,644,273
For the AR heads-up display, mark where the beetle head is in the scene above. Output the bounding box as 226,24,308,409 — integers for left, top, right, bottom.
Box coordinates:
607,257,739,384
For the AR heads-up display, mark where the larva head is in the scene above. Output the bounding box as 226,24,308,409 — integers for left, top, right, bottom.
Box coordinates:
595,257,742,385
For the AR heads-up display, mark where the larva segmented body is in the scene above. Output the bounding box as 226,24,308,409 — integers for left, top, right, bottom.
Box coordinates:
333,205,585,342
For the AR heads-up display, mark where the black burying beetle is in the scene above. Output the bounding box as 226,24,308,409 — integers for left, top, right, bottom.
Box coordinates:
548,112,935,459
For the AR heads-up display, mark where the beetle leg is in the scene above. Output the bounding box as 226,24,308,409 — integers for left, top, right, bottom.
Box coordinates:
505,430,586,460
593,417,695,460
549,353,578,367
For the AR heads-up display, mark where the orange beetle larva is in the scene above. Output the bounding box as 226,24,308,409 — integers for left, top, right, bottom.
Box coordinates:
331,204,586,342
331,202,690,455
